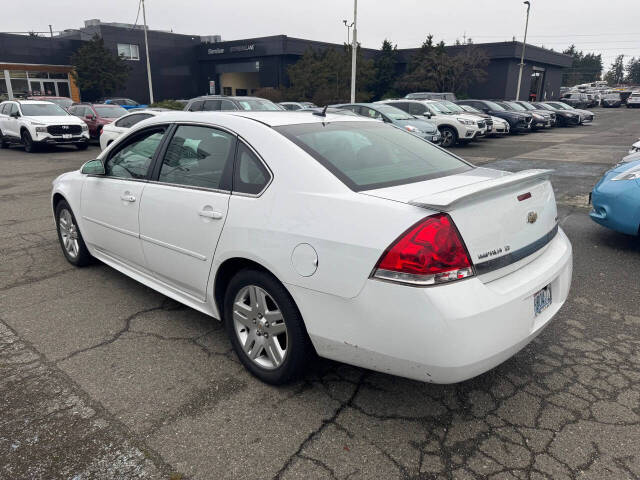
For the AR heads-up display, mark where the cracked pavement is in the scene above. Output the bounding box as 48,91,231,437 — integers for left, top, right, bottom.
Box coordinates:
1,108,639,479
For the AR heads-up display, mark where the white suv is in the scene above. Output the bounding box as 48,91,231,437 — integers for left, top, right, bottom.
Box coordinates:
377,99,484,148
627,92,640,108
0,100,89,152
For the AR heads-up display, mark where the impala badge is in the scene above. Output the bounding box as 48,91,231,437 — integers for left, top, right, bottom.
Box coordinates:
527,211,538,224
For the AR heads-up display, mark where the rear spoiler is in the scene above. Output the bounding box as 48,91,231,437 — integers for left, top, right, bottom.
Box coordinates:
409,169,553,212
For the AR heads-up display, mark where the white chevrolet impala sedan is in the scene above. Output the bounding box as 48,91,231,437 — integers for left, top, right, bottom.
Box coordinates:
51,111,572,384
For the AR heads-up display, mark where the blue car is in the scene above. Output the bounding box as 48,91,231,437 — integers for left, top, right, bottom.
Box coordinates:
104,98,148,110
590,154,640,235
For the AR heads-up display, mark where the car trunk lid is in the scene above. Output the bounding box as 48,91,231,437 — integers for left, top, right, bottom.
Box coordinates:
363,167,558,280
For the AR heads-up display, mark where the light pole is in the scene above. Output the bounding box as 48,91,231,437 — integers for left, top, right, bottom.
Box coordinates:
350,0,357,103
342,19,354,45
141,0,154,104
515,0,531,101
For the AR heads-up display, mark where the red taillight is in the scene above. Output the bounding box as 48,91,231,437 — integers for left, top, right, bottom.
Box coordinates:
373,213,474,286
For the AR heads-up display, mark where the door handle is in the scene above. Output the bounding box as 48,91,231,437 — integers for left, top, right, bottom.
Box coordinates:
120,194,136,202
198,209,223,220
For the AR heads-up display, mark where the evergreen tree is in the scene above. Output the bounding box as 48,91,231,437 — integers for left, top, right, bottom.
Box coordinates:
604,55,626,85
71,35,131,101
372,39,399,100
625,57,640,84
562,45,603,86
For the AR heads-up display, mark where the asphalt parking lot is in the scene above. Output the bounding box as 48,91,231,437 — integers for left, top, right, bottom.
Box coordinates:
1,107,639,480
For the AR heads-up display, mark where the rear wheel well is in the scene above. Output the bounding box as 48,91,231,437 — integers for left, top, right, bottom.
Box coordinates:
214,258,274,319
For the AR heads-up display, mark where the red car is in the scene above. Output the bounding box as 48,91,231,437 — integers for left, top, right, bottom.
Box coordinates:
68,103,128,138
27,96,74,110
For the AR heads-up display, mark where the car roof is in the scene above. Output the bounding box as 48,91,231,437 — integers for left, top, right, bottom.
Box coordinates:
14,100,56,105
136,110,376,127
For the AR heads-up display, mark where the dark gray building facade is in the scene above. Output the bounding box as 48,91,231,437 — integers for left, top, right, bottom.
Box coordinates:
1,20,571,103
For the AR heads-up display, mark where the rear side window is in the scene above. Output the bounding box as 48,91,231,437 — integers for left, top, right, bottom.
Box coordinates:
115,113,153,128
203,100,221,111
275,121,471,191
188,100,204,112
233,142,270,195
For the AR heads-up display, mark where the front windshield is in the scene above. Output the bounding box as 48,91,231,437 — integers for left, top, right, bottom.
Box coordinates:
536,103,554,111
460,105,481,114
484,101,505,111
432,102,455,114
427,102,446,113
552,102,573,110
48,98,73,109
505,101,527,111
95,105,128,118
237,99,282,111
375,104,413,120
21,103,68,116
275,121,471,191
518,102,536,110
439,100,464,113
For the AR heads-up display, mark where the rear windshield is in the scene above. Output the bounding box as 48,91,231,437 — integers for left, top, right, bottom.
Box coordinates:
275,121,472,191
95,105,128,118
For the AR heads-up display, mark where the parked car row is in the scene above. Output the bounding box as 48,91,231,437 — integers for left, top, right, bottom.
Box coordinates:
0,90,619,154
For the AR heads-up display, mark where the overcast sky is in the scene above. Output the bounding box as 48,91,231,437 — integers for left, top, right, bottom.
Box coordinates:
3,0,638,68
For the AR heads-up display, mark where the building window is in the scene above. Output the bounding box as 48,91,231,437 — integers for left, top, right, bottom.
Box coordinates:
222,87,232,96
235,89,248,96
117,44,140,61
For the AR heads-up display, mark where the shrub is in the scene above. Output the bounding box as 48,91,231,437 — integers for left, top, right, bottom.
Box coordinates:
149,100,185,110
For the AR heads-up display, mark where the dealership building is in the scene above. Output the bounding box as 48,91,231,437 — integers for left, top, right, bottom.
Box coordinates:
1,19,572,103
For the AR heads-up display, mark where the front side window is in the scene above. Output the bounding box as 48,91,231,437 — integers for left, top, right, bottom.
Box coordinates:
219,100,238,111
233,142,270,195
275,121,471,191
117,44,140,61
105,129,165,179
158,125,235,190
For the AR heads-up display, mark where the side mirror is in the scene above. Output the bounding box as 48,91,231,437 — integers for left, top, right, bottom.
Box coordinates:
81,159,105,175
10,112,20,118
422,112,432,119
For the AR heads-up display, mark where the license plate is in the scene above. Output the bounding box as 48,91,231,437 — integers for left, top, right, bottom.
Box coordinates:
62,134,72,139
534,285,552,316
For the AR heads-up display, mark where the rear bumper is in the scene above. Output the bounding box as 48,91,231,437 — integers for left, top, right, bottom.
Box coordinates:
291,228,573,383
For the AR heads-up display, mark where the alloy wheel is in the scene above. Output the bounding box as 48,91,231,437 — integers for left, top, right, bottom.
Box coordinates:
441,129,454,147
232,285,288,370
58,209,79,259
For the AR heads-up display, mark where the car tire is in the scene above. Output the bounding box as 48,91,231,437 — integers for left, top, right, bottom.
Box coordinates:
0,129,8,149
21,130,36,153
439,126,457,148
55,200,93,267
224,268,313,384
76,143,88,151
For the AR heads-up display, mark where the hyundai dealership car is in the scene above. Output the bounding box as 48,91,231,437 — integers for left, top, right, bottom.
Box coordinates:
534,102,581,127
627,92,640,108
51,110,572,385
543,102,594,124
0,100,89,152
68,103,128,138
497,101,553,129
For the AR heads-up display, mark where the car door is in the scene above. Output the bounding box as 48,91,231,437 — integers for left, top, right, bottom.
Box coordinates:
138,124,236,299
80,126,168,270
81,106,98,136
6,103,21,138
0,104,8,136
